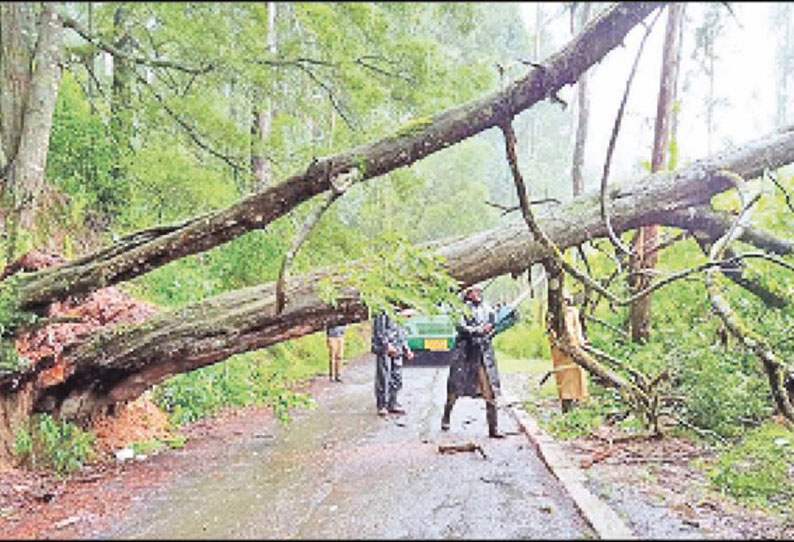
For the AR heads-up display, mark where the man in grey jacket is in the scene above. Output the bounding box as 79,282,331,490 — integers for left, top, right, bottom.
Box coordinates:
371,308,414,416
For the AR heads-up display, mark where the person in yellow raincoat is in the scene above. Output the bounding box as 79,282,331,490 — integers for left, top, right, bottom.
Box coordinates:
549,291,589,413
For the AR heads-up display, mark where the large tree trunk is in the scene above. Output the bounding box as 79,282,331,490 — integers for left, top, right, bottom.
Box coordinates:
9,2,663,314
0,3,63,236
0,3,35,170
629,3,684,342
8,123,794,423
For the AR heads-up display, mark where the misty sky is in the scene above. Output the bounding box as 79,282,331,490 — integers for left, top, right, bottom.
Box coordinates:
519,2,780,190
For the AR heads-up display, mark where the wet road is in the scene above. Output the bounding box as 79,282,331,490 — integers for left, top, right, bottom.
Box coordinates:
98,355,594,539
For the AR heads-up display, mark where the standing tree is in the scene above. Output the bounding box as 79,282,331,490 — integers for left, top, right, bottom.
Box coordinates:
0,3,63,243
629,2,685,342
571,2,592,198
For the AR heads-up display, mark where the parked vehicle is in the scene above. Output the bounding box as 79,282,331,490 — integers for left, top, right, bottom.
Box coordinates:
402,288,528,365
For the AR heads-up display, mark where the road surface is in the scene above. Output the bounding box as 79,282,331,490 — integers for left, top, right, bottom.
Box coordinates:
97,354,594,539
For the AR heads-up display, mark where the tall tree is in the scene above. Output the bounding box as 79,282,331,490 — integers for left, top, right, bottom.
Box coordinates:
109,5,133,184
629,2,684,342
571,2,592,198
0,2,63,237
250,2,277,191
692,3,724,155
774,3,793,128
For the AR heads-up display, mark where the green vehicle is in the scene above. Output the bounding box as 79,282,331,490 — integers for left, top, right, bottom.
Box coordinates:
402,313,457,364
402,291,526,365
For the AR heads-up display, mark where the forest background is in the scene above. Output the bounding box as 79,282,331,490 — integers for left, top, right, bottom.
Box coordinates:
0,1,793,518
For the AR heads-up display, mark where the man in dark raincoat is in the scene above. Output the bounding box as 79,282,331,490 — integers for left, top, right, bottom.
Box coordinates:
441,283,504,438
371,308,414,416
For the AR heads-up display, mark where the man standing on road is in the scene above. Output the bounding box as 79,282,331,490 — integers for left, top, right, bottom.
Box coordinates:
371,308,414,416
441,283,504,438
326,323,346,382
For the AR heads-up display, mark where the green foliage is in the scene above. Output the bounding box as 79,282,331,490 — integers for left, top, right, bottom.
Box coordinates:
316,231,463,321
545,406,604,439
12,425,33,459
131,439,165,456
118,143,238,231
129,435,186,455
706,423,794,511
493,305,551,360
579,235,780,438
47,71,118,220
128,226,290,307
0,275,36,371
13,414,96,475
153,325,368,425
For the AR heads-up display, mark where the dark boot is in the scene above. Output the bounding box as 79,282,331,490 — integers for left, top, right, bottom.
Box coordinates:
441,402,454,431
561,399,573,413
388,398,406,415
487,403,504,438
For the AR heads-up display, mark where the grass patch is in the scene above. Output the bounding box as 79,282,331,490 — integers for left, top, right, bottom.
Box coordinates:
12,414,96,475
706,422,794,512
130,434,187,456
153,324,369,426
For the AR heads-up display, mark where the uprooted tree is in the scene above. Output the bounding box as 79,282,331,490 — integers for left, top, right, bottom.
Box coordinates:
1,1,793,458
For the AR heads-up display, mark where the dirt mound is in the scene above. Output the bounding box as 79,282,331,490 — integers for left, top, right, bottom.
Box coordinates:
91,393,173,456
5,249,169,452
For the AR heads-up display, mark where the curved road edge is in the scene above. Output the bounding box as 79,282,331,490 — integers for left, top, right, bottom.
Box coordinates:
501,380,636,540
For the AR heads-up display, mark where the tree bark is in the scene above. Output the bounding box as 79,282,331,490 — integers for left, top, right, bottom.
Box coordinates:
9,2,664,313
571,3,591,198
0,3,35,170
250,2,277,191
629,3,683,342
0,3,63,241
110,5,134,185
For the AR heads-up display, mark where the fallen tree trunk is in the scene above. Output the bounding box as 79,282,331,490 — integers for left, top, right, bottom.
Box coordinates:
11,2,662,313
13,125,794,421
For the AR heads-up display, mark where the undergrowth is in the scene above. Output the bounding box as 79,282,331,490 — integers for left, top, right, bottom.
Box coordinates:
13,414,96,475
153,324,368,425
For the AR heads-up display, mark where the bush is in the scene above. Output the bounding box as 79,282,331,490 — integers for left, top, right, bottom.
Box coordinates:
493,315,550,360
13,414,96,475
153,324,369,425
545,406,603,439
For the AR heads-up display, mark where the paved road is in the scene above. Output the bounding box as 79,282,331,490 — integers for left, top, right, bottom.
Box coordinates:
98,355,594,539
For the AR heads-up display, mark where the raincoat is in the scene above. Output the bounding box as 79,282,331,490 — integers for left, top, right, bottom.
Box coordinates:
446,298,501,398
371,312,409,410
549,306,589,400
